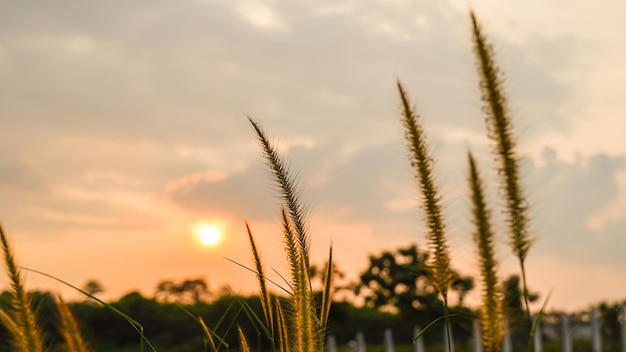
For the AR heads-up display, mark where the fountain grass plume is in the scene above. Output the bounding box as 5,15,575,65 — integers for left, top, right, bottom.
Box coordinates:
275,296,290,352
248,116,311,273
397,81,453,350
468,152,503,352
245,222,275,344
56,296,92,352
0,224,44,352
0,309,21,347
238,325,252,352
470,11,533,321
246,117,333,352
281,208,316,352
197,316,218,352
397,81,452,301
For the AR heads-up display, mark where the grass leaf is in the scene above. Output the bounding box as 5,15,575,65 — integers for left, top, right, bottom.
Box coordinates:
20,267,158,352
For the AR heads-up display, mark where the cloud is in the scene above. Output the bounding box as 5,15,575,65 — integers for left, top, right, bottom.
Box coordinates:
1,0,624,307
527,148,626,266
0,155,46,192
236,1,286,31
167,161,278,222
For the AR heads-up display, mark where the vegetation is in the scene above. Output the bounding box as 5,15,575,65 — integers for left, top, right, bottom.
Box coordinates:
0,8,622,352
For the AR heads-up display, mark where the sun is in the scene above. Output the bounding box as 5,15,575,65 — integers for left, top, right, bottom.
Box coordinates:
195,224,221,246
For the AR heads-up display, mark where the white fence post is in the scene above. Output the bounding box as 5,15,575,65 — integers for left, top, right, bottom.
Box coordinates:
384,328,394,352
413,326,424,352
591,307,602,352
356,331,366,352
327,335,337,352
562,313,572,352
502,318,512,352
473,319,483,352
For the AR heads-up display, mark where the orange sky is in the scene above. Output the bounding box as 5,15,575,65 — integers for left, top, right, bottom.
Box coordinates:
2,0,626,312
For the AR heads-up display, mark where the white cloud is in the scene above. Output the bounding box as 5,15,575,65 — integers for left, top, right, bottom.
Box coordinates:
236,1,286,30
586,168,626,232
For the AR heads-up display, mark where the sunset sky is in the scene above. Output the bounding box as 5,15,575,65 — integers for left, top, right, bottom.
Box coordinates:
2,0,626,312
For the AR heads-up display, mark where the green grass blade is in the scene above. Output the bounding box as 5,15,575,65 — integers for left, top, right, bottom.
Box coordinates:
530,291,551,340
21,267,158,352
235,295,272,340
319,246,333,332
223,258,291,295
413,314,456,342
176,304,228,350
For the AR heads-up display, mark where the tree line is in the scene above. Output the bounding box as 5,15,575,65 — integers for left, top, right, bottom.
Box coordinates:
0,244,622,351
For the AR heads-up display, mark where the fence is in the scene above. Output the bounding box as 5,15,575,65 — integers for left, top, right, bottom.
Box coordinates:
328,305,626,352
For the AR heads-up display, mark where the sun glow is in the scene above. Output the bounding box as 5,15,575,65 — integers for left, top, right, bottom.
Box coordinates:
195,223,222,246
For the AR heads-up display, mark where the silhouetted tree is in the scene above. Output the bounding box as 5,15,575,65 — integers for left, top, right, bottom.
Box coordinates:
82,279,105,296
451,273,474,307
598,301,625,351
154,277,211,304
502,275,539,349
354,244,475,342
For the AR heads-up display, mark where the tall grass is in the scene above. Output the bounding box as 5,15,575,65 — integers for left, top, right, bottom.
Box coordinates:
398,10,539,352
0,224,45,352
242,117,334,352
468,152,502,352
470,11,534,324
0,224,156,352
397,81,454,350
56,296,92,352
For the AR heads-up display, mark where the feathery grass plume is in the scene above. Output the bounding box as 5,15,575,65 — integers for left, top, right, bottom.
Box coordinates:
470,10,533,320
248,116,311,272
238,325,251,352
397,81,453,350
397,81,452,299
0,309,21,346
275,296,290,352
247,117,333,352
0,224,44,352
281,209,316,352
56,296,92,352
245,222,274,344
198,316,218,352
281,208,305,299
468,152,502,352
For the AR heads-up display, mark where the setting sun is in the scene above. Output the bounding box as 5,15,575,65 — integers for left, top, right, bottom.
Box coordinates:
196,224,221,246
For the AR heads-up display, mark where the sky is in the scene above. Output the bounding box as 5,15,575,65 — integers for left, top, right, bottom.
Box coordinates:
1,0,626,312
